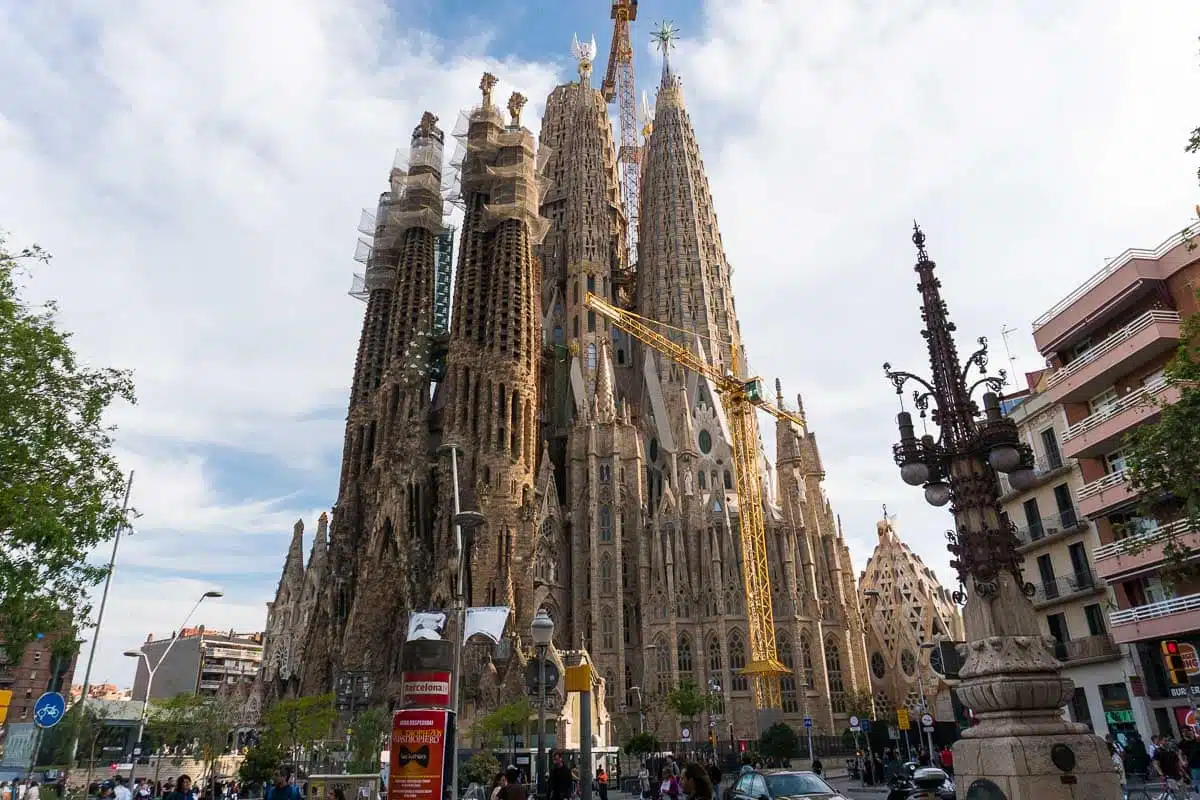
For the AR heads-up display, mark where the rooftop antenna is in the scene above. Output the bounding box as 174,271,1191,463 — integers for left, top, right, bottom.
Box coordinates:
1000,325,1019,387
651,20,679,80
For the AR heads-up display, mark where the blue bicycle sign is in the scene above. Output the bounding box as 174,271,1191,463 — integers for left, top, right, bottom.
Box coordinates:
33,692,66,728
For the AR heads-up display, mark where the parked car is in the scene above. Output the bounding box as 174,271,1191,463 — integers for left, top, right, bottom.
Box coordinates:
726,769,850,800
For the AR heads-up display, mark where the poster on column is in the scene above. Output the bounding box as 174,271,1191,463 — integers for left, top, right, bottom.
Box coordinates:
389,708,453,800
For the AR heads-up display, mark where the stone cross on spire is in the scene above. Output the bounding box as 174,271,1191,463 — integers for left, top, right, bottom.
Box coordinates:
480,72,498,107
507,92,528,128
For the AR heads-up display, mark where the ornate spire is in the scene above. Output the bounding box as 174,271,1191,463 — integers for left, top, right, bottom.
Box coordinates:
651,20,679,85
480,72,498,108
593,338,616,423
571,33,597,85
507,92,527,128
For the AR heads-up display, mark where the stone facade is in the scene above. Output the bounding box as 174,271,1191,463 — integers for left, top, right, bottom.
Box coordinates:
268,57,869,740
859,515,965,717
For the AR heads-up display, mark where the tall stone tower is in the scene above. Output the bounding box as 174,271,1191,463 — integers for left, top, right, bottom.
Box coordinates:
436,75,547,631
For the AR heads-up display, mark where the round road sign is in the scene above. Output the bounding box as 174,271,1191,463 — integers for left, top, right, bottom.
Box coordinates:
849,715,860,728
34,692,66,728
920,713,934,728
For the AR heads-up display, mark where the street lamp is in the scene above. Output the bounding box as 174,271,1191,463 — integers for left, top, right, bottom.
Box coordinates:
124,590,223,784
437,441,485,800
882,224,1117,794
917,642,937,759
531,610,555,800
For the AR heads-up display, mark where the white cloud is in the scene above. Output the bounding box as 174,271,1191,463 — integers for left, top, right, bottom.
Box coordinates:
3,0,1200,681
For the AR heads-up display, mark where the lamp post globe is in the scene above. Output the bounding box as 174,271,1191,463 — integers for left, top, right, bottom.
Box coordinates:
532,610,555,800
531,610,555,646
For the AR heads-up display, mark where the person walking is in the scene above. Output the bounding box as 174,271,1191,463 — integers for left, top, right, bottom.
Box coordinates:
680,764,712,800
594,767,608,800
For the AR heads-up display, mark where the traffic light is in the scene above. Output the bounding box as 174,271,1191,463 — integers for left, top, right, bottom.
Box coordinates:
1162,640,1189,685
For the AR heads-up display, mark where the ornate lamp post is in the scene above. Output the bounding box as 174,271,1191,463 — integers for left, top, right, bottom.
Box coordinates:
882,225,1118,799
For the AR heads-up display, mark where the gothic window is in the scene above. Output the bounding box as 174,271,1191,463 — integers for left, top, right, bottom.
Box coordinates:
599,506,613,542
573,283,580,304
707,635,722,675
573,316,580,338
871,652,886,680
588,310,596,332
599,462,612,483
728,631,748,692
604,669,616,709
677,635,694,676
600,554,615,594
623,603,634,644
800,633,815,689
625,663,636,707
825,638,846,713
587,343,597,370
778,636,799,714
698,430,713,454
697,470,706,490
654,636,670,694
587,275,596,293
601,609,615,650
723,470,733,490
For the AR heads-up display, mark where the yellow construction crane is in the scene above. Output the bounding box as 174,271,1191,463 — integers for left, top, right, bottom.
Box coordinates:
601,0,642,269
585,293,804,710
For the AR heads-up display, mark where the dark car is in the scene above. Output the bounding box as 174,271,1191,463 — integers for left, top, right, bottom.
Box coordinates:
727,769,850,800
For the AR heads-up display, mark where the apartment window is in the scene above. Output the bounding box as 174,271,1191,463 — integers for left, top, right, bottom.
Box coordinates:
1084,603,1107,636
1105,451,1127,475
1068,688,1093,731
1023,498,1043,540
1110,511,1158,541
1089,387,1119,416
1143,368,1166,388
1046,612,1070,644
1068,542,1092,584
1052,484,1076,528
1040,428,1063,470
1070,339,1093,361
32,651,41,664
1037,554,1057,598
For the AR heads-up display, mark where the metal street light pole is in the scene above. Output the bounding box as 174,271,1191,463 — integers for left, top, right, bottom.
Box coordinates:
124,590,223,785
629,686,645,734
531,611,555,800
882,224,1119,797
68,471,135,773
917,643,936,759
438,442,485,800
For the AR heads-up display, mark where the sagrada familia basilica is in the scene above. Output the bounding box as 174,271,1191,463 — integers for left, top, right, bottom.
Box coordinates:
246,37,873,740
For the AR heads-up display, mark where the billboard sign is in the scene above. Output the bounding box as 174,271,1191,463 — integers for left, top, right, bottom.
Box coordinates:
388,709,453,800
401,672,452,708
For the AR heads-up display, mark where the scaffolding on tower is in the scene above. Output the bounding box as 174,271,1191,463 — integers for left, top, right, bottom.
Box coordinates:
601,0,641,274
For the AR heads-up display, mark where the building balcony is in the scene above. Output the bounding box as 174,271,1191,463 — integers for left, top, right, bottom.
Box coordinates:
1062,378,1180,459
1043,310,1182,404
1078,470,1139,518
1031,570,1105,610
198,679,223,691
1093,519,1200,581
1015,509,1088,552
997,452,1072,501
1052,633,1122,665
1032,227,1191,352
1109,592,1200,644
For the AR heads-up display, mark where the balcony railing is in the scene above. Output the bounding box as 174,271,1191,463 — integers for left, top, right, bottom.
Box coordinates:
998,451,1069,497
1052,634,1121,664
1078,469,1128,501
1031,570,1099,605
1045,311,1182,388
1094,519,1194,562
1110,592,1200,626
1063,378,1171,444
1015,508,1084,547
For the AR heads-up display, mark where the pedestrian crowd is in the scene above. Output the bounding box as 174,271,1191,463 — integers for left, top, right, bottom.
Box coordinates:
1109,728,1200,796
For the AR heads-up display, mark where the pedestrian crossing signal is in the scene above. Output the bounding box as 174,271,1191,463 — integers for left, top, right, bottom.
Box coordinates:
1162,640,1189,686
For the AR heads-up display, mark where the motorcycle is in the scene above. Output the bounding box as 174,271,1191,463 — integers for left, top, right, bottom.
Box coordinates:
885,766,955,800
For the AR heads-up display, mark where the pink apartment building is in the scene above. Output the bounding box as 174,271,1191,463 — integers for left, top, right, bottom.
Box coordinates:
1031,224,1200,736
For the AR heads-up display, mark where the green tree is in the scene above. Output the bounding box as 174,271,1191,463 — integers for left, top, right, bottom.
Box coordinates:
42,700,104,766
663,680,716,719
348,707,389,773
622,732,660,757
758,723,799,761
0,235,136,662
842,690,876,723
1125,290,1200,583
154,694,239,799
460,751,501,787
262,694,336,761
467,699,532,749
239,740,285,786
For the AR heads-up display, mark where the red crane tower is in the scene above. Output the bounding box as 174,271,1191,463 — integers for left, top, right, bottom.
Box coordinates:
601,0,641,273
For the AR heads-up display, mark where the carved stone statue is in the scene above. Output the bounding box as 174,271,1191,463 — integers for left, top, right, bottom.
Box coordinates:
418,111,439,136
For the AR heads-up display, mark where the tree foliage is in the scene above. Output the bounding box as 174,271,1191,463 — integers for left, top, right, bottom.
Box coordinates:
239,740,285,785
468,698,532,748
348,707,389,773
42,701,105,765
262,694,336,758
842,690,876,724
1125,290,1200,583
0,235,136,661
622,732,660,757
663,680,717,719
460,751,501,787
758,723,799,761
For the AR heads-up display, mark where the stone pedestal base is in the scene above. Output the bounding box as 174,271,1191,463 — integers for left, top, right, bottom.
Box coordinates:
953,732,1120,799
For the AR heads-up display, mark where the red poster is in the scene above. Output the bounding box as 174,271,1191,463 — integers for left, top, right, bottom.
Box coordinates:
1173,705,1199,733
389,709,450,800
402,671,452,707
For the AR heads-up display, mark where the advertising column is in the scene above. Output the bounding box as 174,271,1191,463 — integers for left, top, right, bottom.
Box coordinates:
389,709,455,800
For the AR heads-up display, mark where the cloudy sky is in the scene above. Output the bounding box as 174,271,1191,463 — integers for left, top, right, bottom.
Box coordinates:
1,0,1198,686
